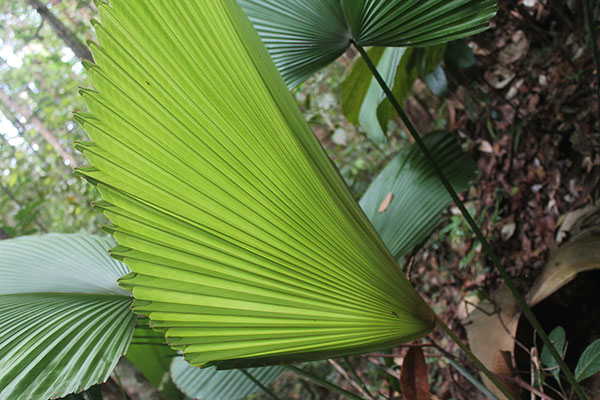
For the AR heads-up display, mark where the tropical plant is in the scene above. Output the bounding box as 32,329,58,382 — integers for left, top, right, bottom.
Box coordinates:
238,0,497,88
0,129,476,398
1,0,590,399
0,233,290,400
340,44,447,145
234,2,589,398
76,0,470,371
0,233,135,399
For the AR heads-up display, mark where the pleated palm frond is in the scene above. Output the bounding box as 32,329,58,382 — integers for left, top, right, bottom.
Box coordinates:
76,1,435,369
171,357,284,400
360,131,476,260
341,45,447,144
239,0,497,87
0,233,136,399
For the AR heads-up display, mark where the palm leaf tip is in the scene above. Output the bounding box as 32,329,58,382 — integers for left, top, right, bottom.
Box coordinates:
77,0,435,368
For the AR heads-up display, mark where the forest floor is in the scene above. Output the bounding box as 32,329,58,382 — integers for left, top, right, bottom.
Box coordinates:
266,1,600,399
411,2,600,398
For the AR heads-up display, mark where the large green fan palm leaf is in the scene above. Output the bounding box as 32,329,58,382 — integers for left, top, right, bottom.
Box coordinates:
239,0,497,87
77,1,434,369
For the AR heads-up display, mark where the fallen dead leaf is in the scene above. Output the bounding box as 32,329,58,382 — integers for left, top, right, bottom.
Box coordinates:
479,140,494,154
485,65,516,89
501,222,517,241
378,192,393,213
526,229,600,306
401,347,430,400
498,30,529,65
465,285,522,400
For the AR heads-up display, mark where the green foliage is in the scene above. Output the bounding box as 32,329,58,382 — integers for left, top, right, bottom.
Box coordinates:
541,326,566,384
170,358,284,400
341,44,448,144
341,47,386,127
360,131,476,260
439,197,502,271
0,233,136,399
240,0,497,87
345,47,406,144
59,385,103,400
539,329,600,390
0,1,501,398
294,62,395,200
575,338,600,382
0,0,104,234
444,39,477,77
77,0,435,369
423,65,448,97
126,323,183,399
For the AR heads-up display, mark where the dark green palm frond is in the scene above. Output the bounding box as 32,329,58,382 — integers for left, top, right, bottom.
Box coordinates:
0,233,136,399
239,0,497,87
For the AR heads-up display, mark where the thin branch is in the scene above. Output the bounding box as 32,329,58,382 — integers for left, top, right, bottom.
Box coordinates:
23,19,45,45
328,359,372,399
27,0,93,62
240,369,282,400
499,374,555,400
342,358,375,400
286,365,365,400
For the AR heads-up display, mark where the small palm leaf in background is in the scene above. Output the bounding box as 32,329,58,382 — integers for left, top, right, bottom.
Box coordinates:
360,131,476,260
341,45,446,144
0,233,136,399
170,357,284,400
77,0,435,369
239,0,497,88
343,46,405,145
128,321,285,400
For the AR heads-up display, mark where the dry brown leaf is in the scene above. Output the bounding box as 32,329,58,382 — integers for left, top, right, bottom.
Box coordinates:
493,351,521,399
465,207,600,398
464,285,521,400
498,30,529,65
378,192,393,213
526,229,600,306
479,140,494,154
400,347,430,400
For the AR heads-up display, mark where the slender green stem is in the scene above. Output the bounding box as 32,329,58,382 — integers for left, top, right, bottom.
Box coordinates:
351,41,589,400
434,315,516,400
286,365,365,400
581,0,600,125
240,369,282,400
342,357,375,400
443,356,500,400
112,369,127,400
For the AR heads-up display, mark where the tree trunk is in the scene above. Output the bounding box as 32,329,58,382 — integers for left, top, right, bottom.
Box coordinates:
0,102,46,164
0,90,79,168
27,0,93,62
48,0,95,41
